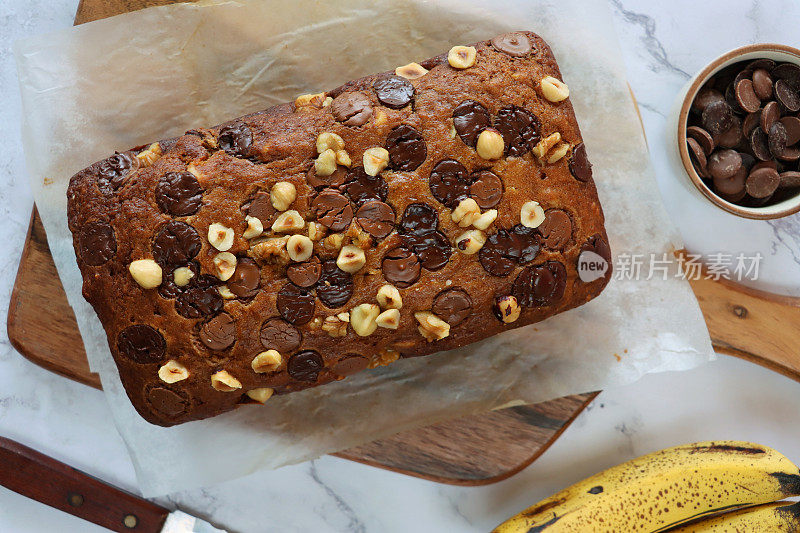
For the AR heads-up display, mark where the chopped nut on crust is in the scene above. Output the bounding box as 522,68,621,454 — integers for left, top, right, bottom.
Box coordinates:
415,311,450,341
246,388,274,403
158,360,189,383
211,370,241,392
252,350,282,373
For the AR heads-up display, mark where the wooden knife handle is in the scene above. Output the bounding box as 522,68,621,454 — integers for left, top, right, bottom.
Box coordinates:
0,436,169,532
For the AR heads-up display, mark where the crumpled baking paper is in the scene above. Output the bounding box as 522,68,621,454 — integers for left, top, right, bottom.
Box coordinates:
15,0,714,496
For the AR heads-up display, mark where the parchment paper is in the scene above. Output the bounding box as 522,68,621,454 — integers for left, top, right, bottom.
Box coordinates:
15,0,714,496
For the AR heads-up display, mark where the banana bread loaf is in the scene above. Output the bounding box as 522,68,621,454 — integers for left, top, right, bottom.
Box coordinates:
67,31,611,426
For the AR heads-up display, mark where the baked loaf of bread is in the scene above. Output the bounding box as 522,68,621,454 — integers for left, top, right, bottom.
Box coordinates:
67,31,611,426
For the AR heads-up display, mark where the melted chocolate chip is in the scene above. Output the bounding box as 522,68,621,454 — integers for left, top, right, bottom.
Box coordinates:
495,106,540,157
260,317,302,352
581,234,612,264
287,350,324,382
479,225,541,277
155,172,203,216
227,257,260,298
452,100,490,147
117,325,165,364
399,203,440,234
403,230,451,271
78,220,116,266
316,260,354,308
218,121,252,157
569,142,593,182
152,221,202,267
307,165,350,190
429,159,470,207
286,256,322,288
199,313,236,351
432,288,472,326
373,75,414,109
145,385,189,419
342,168,388,206
244,191,277,226
311,189,353,231
356,201,395,238
491,32,533,57
175,275,223,318
331,354,369,377
276,283,316,325
386,125,427,171
331,91,373,126
97,152,138,190
382,247,421,287
512,261,567,307
469,170,504,209
538,209,572,250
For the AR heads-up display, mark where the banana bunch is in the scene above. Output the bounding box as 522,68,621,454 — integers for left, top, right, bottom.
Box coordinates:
492,441,800,532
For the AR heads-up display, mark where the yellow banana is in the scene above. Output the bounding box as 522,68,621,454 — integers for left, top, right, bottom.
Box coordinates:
669,500,800,532
492,441,800,533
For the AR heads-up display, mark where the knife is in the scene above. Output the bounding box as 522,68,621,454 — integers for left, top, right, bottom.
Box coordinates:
0,436,226,532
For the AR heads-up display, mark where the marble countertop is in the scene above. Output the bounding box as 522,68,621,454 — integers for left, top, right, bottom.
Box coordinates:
1,1,800,531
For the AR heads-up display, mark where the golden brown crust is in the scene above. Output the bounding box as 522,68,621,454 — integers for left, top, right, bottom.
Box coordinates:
67,31,611,426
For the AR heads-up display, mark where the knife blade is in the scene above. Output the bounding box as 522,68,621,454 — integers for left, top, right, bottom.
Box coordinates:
0,436,226,533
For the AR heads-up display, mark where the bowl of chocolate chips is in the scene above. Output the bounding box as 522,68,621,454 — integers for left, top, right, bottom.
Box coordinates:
675,44,800,219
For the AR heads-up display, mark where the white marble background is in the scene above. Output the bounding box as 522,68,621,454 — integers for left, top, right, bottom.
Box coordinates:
1,1,800,532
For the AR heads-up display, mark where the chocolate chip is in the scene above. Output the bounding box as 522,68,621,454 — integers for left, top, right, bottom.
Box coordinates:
752,69,773,100
429,159,470,207
152,221,202,267
735,79,761,113
227,257,260,298
117,325,165,364
714,165,747,197
331,354,369,377
287,350,324,382
687,138,708,177
469,170,504,208
707,149,742,180
778,146,800,162
746,166,780,198
372,75,414,109
311,189,353,231
403,230,451,271
538,209,572,250
452,100,490,147
479,225,541,277
692,87,725,114
276,283,316,325
432,288,472,326
779,171,800,189
341,167,388,206
159,262,199,299
399,202,439,234
747,59,776,72
769,121,789,157
761,101,780,132
316,260,353,308
382,247,421,287
199,313,236,351
260,317,302,352
155,172,203,216
331,91,373,126
286,256,321,288
773,62,800,90
780,116,800,145
97,152,138,190
569,142,592,182
356,201,395,238
244,191,276,226
743,111,761,138
716,115,743,149
775,79,800,112
750,127,772,161
386,125,426,171
307,165,350,190
513,261,567,308
687,126,715,155
581,234,612,265
702,101,734,136
78,220,116,266
175,275,223,318
491,32,532,57
495,105,541,157
145,385,189,419
218,121,252,157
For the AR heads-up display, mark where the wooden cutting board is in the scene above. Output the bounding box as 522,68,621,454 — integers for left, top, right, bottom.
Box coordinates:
9,0,800,486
